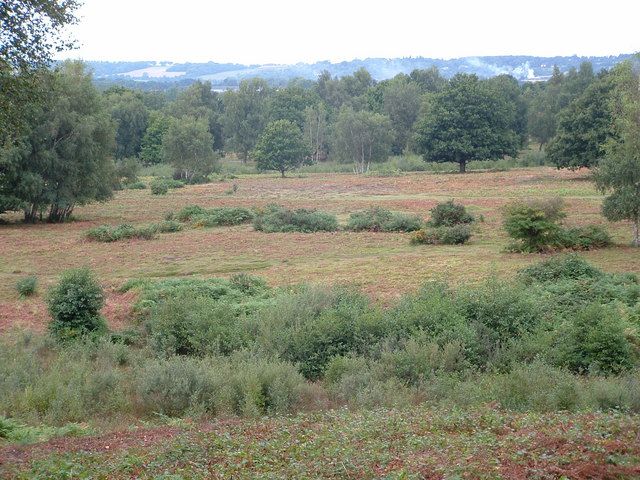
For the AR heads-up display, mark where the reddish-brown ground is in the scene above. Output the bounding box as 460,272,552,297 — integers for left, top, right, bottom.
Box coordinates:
1,168,638,332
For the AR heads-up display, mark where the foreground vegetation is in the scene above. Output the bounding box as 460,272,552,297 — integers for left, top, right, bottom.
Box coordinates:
3,406,640,478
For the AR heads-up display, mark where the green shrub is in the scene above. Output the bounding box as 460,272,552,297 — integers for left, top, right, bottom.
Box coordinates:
16,276,37,297
410,225,472,245
346,207,422,232
559,225,612,250
558,304,634,375
253,205,339,233
175,204,206,222
503,198,566,252
47,268,107,342
85,224,157,242
147,295,248,357
150,179,169,195
191,207,254,228
163,178,185,189
519,254,604,283
493,362,582,412
125,181,146,190
428,200,474,227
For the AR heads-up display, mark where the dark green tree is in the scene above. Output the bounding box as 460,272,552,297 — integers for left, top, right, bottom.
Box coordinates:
0,61,116,222
595,61,640,246
162,116,217,181
332,107,393,173
104,87,149,159
139,111,171,165
414,74,520,173
1,0,81,142
547,73,616,169
253,119,310,177
172,80,224,151
223,78,270,161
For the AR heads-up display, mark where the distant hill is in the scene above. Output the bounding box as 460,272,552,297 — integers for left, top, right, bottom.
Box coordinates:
86,54,635,88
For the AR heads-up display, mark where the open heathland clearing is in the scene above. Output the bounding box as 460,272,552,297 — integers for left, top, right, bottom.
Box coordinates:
1,167,638,333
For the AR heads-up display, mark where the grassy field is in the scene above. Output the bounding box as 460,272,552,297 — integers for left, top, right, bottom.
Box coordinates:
2,166,640,479
3,406,639,478
1,167,638,332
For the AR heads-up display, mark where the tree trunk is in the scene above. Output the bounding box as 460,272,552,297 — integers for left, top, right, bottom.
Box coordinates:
281,169,286,178
459,159,466,173
633,217,640,247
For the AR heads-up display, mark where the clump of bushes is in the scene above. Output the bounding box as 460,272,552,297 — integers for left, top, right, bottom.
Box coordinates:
150,178,184,195
347,207,422,232
428,200,475,227
519,254,604,284
85,224,157,242
172,204,254,228
47,268,107,342
150,179,169,195
125,181,146,190
253,205,339,233
16,276,37,298
503,198,612,252
411,201,474,245
152,220,183,233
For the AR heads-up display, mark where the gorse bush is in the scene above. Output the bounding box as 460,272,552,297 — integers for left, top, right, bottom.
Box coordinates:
150,179,169,195
47,268,107,342
412,200,474,245
253,205,339,233
173,204,254,227
504,198,612,252
347,207,423,232
519,254,604,283
411,225,472,245
428,200,475,227
16,276,37,297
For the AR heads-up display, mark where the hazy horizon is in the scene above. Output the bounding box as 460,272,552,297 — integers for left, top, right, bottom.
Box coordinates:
59,0,639,65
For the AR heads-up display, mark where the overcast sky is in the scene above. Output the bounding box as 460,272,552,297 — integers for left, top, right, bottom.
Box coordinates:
60,0,639,64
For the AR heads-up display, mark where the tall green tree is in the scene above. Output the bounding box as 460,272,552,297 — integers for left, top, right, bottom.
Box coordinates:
1,0,81,142
162,116,217,181
303,103,329,162
414,74,519,173
547,73,616,170
382,76,422,154
172,80,224,151
104,87,149,159
253,120,310,177
268,84,315,130
595,60,640,246
223,78,270,161
0,61,116,222
332,107,393,173
139,111,170,165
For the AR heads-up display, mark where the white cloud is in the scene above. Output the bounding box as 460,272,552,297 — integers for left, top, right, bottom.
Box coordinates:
60,0,640,64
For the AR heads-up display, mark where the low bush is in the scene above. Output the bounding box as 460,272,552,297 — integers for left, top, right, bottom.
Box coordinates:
125,181,146,190
150,179,169,195
191,207,254,228
253,205,339,233
16,276,37,298
427,200,474,227
410,225,472,245
559,225,612,250
519,254,604,283
347,207,422,232
557,304,634,375
85,224,157,242
47,268,107,342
